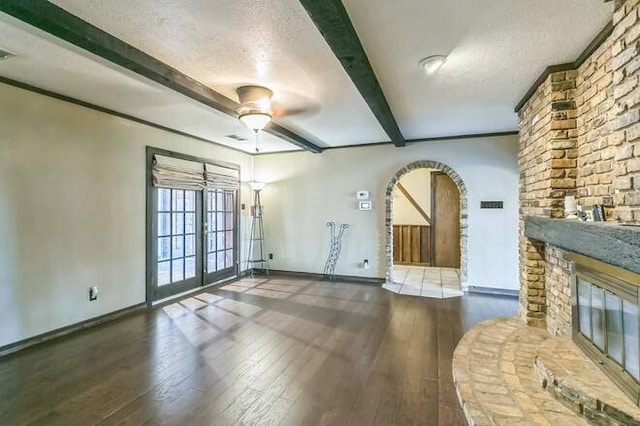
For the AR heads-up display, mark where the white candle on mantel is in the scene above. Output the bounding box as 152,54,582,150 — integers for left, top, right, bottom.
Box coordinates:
565,196,578,219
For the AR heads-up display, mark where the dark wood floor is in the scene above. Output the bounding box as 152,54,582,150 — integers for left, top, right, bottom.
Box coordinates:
0,276,517,426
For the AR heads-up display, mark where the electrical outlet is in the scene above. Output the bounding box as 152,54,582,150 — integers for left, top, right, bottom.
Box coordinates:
269,253,273,260
89,286,98,301
363,259,370,270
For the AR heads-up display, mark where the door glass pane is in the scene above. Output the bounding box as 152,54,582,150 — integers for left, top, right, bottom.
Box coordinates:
216,192,224,209
207,253,216,272
172,258,184,282
172,189,184,211
605,292,624,364
158,237,171,261
158,188,171,211
185,256,196,279
185,213,196,234
207,232,215,253
185,235,196,256
172,236,184,258
578,278,591,339
172,213,184,235
624,300,640,380
204,188,236,279
591,286,605,351
185,191,196,211
158,213,171,237
158,261,171,286
225,192,233,211
217,252,225,270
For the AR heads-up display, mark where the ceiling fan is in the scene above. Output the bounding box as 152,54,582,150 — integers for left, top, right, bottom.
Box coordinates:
235,85,320,129
235,85,319,152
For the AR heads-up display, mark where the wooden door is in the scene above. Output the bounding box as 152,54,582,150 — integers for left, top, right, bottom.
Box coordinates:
431,172,460,268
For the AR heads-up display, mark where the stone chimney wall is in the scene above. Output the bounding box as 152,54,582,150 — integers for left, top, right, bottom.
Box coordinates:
518,0,640,334
612,1,640,221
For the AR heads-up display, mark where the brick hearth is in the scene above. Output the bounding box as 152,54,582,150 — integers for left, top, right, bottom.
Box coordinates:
453,318,640,425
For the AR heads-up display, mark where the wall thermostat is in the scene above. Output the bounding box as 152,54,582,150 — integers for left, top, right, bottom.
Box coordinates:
356,190,369,200
359,201,372,211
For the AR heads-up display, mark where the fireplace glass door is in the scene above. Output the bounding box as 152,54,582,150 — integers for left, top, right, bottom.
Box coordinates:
572,256,640,405
577,277,639,379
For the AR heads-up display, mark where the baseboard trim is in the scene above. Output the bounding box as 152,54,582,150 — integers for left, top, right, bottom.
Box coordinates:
0,302,147,358
267,269,385,285
466,286,519,297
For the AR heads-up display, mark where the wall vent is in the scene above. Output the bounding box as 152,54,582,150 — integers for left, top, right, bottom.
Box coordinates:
480,201,504,209
226,134,248,142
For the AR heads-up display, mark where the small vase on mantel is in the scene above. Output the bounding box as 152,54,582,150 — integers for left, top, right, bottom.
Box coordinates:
565,195,578,220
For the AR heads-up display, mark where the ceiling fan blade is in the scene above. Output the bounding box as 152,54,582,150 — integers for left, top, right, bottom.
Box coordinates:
271,103,320,119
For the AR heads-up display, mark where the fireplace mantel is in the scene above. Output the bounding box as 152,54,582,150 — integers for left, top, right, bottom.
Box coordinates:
524,216,640,275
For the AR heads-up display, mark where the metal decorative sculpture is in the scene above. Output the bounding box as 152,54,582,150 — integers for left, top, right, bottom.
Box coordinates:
323,222,349,281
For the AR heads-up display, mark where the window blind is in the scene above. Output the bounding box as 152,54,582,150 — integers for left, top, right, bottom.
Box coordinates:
205,163,240,191
152,155,206,190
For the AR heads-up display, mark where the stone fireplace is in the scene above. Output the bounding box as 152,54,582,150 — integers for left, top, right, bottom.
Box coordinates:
523,214,640,403
517,0,640,413
453,1,640,423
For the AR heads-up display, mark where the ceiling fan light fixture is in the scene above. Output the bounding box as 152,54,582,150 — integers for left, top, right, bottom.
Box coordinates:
249,180,266,192
239,112,272,131
419,55,447,75
236,85,274,131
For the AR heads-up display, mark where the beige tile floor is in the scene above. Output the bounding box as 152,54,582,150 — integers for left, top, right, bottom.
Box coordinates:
383,265,463,299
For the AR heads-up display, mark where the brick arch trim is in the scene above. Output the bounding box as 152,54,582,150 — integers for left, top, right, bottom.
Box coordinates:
384,160,469,286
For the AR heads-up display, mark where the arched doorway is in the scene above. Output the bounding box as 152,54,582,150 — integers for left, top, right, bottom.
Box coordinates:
384,161,468,290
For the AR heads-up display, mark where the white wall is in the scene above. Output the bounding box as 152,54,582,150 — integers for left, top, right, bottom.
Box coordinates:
393,168,433,226
0,83,253,347
254,136,519,290
0,80,520,348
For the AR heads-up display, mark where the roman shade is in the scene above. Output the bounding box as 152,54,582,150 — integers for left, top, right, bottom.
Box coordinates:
205,163,240,191
152,155,206,190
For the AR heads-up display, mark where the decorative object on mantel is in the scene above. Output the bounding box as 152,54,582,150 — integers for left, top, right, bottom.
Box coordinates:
564,195,578,219
322,222,349,281
576,202,589,221
592,204,606,222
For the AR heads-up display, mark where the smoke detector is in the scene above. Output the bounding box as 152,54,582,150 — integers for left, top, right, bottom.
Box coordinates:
419,55,446,74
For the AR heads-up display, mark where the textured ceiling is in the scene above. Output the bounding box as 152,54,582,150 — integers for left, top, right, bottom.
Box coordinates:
48,0,389,147
342,0,612,139
0,13,299,153
0,0,614,151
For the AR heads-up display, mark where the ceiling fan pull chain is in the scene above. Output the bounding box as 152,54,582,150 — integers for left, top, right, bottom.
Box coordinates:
255,129,260,153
